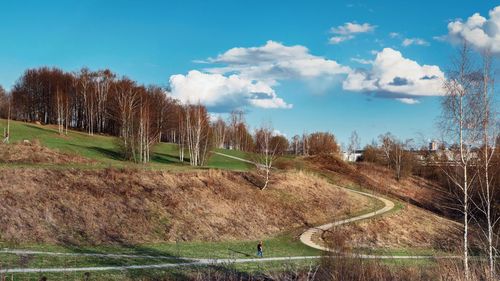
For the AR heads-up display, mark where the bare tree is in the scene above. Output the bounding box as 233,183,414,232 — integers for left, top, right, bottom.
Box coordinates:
182,103,212,166
292,135,300,155
178,106,186,162
301,132,309,156
55,87,65,134
308,132,340,156
473,50,499,279
76,68,95,135
113,79,141,160
378,133,415,180
441,42,483,280
348,130,360,160
94,69,114,133
253,124,279,190
212,117,227,149
1,87,11,143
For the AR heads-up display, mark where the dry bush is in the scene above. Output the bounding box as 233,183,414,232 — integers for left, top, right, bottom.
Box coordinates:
315,255,435,281
274,158,295,170
0,140,93,164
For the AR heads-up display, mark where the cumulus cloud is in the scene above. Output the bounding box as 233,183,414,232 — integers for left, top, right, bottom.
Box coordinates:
206,40,350,83
447,6,500,53
168,70,291,112
343,48,445,99
168,41,353,112
402,38,430,47
329,22,376,44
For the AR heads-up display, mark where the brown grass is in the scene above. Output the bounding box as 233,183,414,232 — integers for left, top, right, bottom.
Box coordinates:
0,141,94,164
0,168,371,245
325,203,462,252
303,155,448,214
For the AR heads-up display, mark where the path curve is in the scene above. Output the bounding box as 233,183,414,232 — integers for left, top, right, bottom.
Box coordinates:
299,189,395,252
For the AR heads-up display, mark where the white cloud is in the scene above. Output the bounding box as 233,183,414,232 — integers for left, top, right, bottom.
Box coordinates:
397,98,421,104
350,57,373,65
447,6,500,53
272,129,287,137
169,41,354,112
331,22,376,35
343,48,445,99
402,38,430,47
329,35,354,44
389,32,400,38
328,22,376,44
168,70,292,111
206,40,350,83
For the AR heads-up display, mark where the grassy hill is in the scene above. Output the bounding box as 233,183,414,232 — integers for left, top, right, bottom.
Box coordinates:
0,119,253,171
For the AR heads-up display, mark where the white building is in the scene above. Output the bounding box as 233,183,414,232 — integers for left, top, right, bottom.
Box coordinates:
342,150,363,162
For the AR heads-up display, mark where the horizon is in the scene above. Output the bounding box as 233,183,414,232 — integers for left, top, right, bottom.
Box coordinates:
0,0,498,146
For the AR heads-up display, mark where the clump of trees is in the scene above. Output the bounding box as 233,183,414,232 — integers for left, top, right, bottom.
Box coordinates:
178,104,212,166
290,131,339,156
9,67,182,163
361,133,417,181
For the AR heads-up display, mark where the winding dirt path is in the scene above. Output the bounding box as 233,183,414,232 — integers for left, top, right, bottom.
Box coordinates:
299,188,395,252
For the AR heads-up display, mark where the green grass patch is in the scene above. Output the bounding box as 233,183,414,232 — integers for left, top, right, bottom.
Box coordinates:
0,120,254,171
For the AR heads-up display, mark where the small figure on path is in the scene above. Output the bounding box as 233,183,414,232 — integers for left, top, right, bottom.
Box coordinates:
257,241,263,257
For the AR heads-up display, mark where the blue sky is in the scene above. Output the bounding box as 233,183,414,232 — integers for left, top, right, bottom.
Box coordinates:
0,1,497,147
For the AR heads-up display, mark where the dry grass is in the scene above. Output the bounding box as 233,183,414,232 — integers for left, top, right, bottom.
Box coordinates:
0,141,94,164
0,168,370,245
303,155,447,214
325,203,461,252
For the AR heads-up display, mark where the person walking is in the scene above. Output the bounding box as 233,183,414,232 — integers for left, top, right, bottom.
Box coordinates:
257,241,263,258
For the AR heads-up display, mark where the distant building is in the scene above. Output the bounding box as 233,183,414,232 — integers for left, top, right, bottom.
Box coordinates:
342,150,364,162
429,140,439,151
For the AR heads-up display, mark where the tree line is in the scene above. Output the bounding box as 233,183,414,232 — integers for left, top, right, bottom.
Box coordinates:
0,67,344,167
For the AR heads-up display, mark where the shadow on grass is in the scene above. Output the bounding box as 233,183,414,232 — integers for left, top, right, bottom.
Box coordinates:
152,152,183,164
66,143,122,161
45,240,257,280
228,248,254,258
23,124,58,134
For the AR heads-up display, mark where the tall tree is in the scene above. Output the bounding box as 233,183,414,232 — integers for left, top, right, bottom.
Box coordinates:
254,124,280,190
212,117,227,149
475,50,498,279
182,103,212,166
441,42,482,280
348,130,360,160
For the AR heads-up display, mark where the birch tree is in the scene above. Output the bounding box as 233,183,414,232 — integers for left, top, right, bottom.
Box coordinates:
182,103,212,166
441,42,483,280
76,68,95,135
113,79,141,160
253,125,279,190
348,130,360,160
473,50,499,279
1,87,10,143
212,117,227,149
95,69,114,133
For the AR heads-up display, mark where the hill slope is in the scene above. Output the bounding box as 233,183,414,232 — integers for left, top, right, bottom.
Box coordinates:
0,168,372,245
